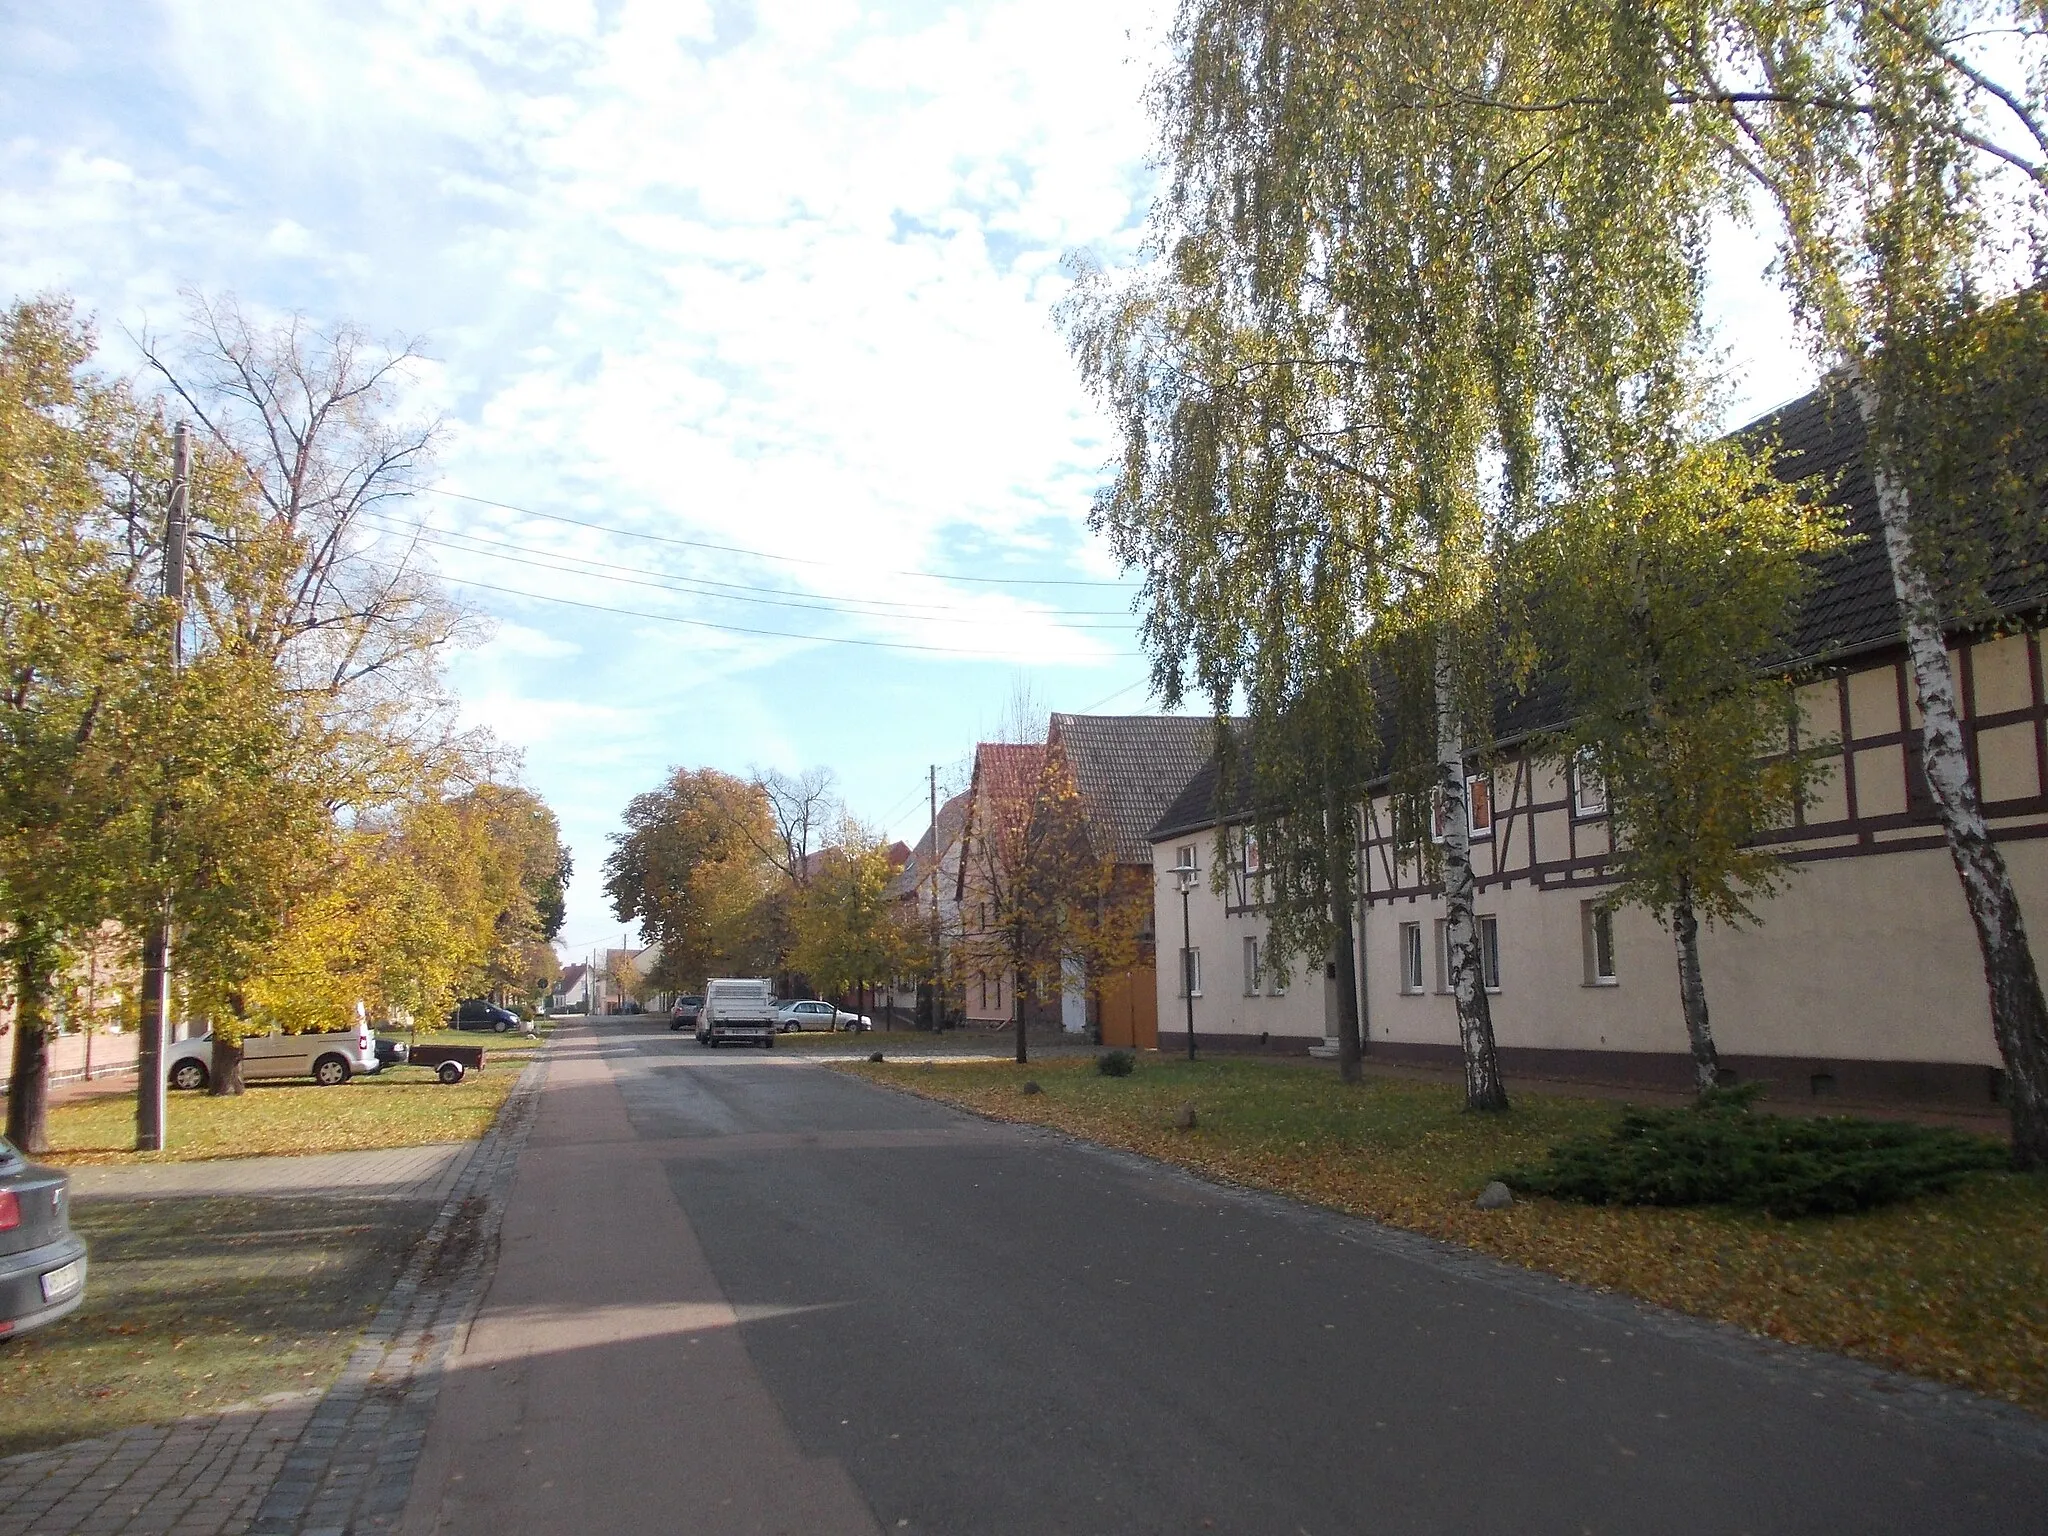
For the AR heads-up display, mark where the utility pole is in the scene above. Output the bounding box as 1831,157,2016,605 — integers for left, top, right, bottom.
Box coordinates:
137,423,188,1151
1181,881,1197,1061
927,765,941,1033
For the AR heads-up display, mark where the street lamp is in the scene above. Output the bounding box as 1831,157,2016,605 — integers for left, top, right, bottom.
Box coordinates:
1172,853,1198,1061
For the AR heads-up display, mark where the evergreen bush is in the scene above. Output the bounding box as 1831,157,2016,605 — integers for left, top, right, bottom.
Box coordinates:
1502,1091,2009,1218
1097,1050,1136,1077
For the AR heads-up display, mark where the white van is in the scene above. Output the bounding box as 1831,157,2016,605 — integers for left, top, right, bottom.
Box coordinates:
166,1021,380,1090
695,978,778,1049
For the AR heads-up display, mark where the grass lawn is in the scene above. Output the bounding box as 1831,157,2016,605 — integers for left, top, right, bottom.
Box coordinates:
843,1053,2048,1413
0,1194,432,1459
39,1044,532,1165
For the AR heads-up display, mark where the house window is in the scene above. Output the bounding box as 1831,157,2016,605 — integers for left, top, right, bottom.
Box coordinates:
1175,844,1198,875
1582,901,1617,985
1573,752,1606,818
1399,923,1424,994
1269,951,1288,996
1179,946,1203,998
978,972,988,1009
1243,936,1263,996
1430,775,1495,841
1436,916,1502,993
1468,776,1494,839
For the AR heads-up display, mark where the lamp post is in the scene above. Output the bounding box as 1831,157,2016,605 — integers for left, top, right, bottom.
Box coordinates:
1174,855,1198,1061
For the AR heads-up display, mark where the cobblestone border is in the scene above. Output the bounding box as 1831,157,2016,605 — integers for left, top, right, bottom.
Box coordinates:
246,1051,549,1535
0,1389,322,1536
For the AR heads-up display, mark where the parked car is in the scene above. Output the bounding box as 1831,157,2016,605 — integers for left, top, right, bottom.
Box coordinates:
0,1134,86,1340
165,1021,380,1091
773,1000,872,1033
668,995,705,1031
448,998,523,1033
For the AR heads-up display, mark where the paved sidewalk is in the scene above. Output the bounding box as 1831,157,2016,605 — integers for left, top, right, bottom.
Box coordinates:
67,1143,478,1206
0,1077,542,1536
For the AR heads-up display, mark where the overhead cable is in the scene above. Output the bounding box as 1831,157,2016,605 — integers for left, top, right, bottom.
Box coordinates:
388,480,1137,588
436,575,1145,660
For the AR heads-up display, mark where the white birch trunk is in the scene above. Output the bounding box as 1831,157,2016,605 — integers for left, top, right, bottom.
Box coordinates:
1435,636,1509,1112
1851,372,2048,1166
1669,877,1720,1097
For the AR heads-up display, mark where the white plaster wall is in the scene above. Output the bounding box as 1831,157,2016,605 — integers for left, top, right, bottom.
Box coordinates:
1151,844,1331,1041
1362,835,2044,1066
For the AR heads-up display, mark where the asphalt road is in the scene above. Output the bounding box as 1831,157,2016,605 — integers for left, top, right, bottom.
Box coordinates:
400,1021,2048,1535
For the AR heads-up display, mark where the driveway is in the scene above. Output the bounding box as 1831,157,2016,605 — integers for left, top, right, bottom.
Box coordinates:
399,1020,2048,1535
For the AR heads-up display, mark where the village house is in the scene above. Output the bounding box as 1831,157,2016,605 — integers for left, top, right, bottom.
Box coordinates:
1148,383,2047,1106
1037,712,1230,1046
954,742,1047,1026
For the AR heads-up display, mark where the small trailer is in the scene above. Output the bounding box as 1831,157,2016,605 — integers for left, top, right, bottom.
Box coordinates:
407,1043,486,1084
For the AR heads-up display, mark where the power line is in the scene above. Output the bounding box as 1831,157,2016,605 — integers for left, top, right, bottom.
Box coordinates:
437,574,1146,659
390,480,1138,588
360,513,1140,628
1074,676,1153,714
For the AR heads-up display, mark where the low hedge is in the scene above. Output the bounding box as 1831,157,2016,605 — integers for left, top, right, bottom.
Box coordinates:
1501,1091,2010,1218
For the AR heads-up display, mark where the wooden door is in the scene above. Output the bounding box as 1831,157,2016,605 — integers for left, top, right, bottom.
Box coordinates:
1097,963,1158,1050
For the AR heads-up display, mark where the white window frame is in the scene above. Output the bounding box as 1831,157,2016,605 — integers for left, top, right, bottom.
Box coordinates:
1467,775,1494,840
1582,900,1618,985
1268,950,1288,996
1478,914,1501,992
1430,775,1495,842
1243,935,1263,996
1436,916,1502,993
1398,922,1424,994
1573,752,1607,818
1179,946,1203,998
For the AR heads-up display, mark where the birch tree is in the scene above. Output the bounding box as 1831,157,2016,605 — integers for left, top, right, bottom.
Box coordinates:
1528,437,1847,1093
1068,0,1724,1109
1432,0,2048,1158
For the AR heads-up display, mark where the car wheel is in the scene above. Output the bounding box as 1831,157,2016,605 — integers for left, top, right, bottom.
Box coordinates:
437,1061,466,1084
169,1060,208,1092
313,1055,352,1087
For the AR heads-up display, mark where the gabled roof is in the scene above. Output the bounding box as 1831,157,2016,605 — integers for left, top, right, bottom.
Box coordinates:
955,743,1047,898
1048,713,1237,864
1763,375,2046,664
889,790,970,901
973,742,1048,818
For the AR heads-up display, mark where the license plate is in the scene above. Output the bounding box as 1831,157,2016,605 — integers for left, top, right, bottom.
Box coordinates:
39,1260,81,1302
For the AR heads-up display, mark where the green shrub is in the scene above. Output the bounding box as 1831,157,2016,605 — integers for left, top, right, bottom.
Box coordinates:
1097,1050,1136,1078
1501,1094,2009,1218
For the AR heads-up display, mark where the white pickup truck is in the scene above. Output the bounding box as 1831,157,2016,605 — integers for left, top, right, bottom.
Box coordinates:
695,978,779,1049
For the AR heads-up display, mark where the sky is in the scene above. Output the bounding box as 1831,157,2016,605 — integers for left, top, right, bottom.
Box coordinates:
0,0,1817,959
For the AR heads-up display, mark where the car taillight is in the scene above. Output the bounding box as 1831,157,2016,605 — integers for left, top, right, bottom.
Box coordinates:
0,1191,19,1232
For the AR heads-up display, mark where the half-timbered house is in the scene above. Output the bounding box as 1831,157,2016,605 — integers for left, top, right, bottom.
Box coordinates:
1150,383,2047,1107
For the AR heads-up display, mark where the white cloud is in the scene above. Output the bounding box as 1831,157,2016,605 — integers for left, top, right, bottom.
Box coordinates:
0,0,1819,949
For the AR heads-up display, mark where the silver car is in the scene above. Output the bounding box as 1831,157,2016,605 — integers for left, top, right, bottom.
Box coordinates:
166,1022,381,1090
772,1000,872,1033
0,1134,86,1339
